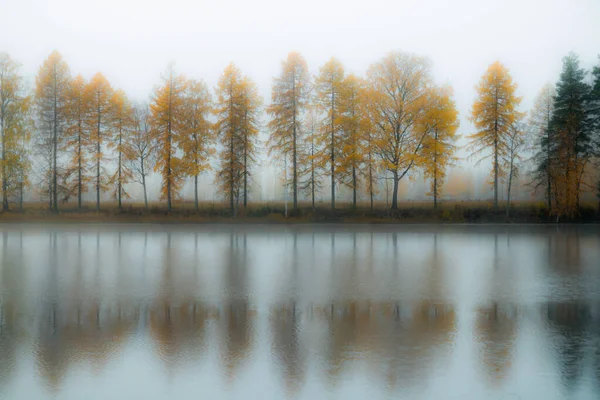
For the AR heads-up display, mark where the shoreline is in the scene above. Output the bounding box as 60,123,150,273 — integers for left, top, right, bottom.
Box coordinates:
0,202,598,225
0,215,598,226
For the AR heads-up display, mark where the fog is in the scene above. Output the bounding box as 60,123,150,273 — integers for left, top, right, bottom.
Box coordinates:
1,0,599,204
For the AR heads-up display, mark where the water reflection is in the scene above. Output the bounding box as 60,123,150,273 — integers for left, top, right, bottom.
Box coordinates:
475,303,518,383
220,233,254,381
321,300,456,389
544,301,593,388
0,225,597,399
270,233,305,394
271,303,304,394
0,232,24,388
150,233,210,370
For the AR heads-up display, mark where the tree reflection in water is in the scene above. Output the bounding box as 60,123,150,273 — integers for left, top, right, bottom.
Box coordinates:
0,226,596,399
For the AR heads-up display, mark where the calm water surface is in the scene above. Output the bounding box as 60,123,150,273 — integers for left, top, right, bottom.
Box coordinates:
0,224,599,399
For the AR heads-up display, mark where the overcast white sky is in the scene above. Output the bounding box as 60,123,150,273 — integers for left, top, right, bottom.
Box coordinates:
1,0,599,201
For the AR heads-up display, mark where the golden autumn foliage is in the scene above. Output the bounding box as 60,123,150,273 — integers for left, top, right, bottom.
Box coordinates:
149,63,188,211
338,74,369,208
298,105,322,208
366,52,432,209
215,64,262,213
467,61,523,210
0,53,31,211
361,112,378,211
267,52,310,212
420,85,460,208
180,79,214,210
63,74,90,208
238,76,262,208
3,49,598,219
215,63,243,212
85,72,114,211
35,50,71,211
314,57,345,210
109,89,135,207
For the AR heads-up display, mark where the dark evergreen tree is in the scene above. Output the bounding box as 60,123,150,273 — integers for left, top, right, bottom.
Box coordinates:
588,57,600,140
548,53,591,214
589,57,600,211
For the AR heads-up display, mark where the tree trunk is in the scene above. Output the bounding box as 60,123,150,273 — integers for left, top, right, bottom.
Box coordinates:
311,178,315,210
229,81,235,216
53,77,58,213
433,129,438,209
142,166,148,210
48,171,52,210
118,127,122,209
244,124,248,208
352,165,357,209
96,109,101,213
292,76,297,212
433,173,438,209
391,172,399,210
506,172,513,218
167,78,172,212
565,149,571,214
1,115,7,212
369,154,373,212
78,122,82,210
194,174,199,211
311,140,315,211
19,175,23,212
546,135,551,211
493,86,499,212
493,126,498,211
230,131,234,216
330,87,335,212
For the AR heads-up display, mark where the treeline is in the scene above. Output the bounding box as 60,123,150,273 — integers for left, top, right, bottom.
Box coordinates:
0,50,598,217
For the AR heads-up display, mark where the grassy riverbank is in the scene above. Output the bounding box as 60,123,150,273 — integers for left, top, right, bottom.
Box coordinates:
0,200,598,224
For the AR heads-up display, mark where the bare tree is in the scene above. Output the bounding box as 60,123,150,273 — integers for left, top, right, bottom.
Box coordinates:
128,102,155,209
505,122,526,217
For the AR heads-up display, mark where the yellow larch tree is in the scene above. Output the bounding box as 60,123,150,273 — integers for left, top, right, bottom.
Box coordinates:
338,74,367,209
314,57,345,211
109,89,135,208
64,74,90,209
267,52,310,212
215,63,243,214
366,51,432,210
149,63,188,211
85,72,114,212
467,61,523,211
35,50,71,212
0,53,31,211
238,75,262,208
361,90,378,211
420,85,460,209
180,78,214,210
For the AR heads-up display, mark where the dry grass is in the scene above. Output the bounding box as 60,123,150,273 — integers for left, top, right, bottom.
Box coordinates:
0,199,597,224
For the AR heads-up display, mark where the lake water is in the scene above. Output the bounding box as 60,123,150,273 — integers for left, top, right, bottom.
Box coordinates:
0,224,599,400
